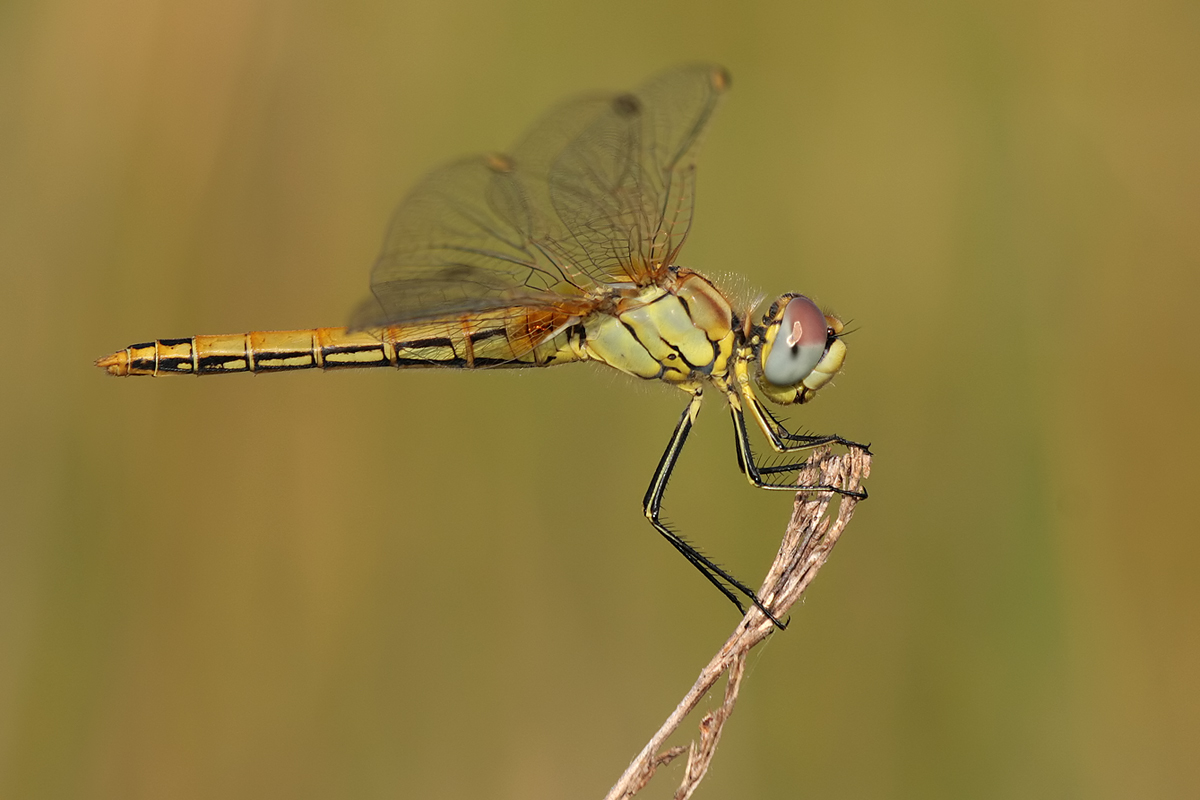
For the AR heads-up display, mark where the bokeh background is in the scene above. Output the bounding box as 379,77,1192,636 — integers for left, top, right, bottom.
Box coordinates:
2,0,1198,797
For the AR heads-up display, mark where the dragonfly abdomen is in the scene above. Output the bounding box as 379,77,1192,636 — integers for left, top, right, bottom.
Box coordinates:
97,315,587,377
96,329,386,376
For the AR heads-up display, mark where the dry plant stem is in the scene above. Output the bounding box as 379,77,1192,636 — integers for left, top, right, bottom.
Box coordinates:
604,446,872,800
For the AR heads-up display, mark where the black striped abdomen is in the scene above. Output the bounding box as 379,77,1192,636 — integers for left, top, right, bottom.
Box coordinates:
97,317,586,377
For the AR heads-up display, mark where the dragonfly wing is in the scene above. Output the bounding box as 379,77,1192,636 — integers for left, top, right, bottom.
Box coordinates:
352,154,582,330
535,63,730,286
353,63,729,330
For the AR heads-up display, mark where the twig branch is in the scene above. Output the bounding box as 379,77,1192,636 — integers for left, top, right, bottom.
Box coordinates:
604,445,872,800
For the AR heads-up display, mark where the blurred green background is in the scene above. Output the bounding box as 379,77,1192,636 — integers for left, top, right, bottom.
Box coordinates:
2,0,1198,797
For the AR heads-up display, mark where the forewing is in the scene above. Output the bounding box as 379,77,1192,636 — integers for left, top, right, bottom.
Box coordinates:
543,63,730,286
353,64,729,329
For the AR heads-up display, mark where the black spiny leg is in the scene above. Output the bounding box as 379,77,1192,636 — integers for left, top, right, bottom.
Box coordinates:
730,401,869,498
746,392,872,455
643,389,787,628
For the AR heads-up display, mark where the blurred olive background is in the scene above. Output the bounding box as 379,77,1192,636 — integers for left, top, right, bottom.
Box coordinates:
2,0,1198,798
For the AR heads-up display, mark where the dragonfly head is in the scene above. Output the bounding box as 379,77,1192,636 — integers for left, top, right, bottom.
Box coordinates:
755,294,846,405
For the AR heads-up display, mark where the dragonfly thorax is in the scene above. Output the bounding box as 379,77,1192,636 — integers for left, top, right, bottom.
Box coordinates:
580,270,736,386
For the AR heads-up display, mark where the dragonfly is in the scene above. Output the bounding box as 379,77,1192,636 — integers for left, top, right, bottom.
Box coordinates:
97,63,867,625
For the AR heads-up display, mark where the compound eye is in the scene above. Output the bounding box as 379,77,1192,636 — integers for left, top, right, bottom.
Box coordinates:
762,295,827,387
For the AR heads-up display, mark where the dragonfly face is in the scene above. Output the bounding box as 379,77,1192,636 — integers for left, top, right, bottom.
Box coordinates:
97,64,868,625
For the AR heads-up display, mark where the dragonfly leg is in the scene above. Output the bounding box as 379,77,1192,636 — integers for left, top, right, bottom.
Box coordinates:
730,401,868,499
643,389,787,628
741,388,872,455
